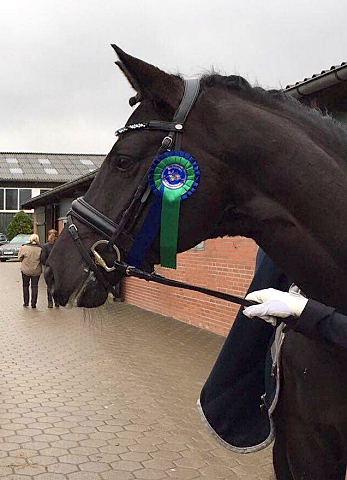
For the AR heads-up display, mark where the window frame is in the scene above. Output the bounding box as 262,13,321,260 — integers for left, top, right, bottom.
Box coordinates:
0,187,34,213
0,188,4,210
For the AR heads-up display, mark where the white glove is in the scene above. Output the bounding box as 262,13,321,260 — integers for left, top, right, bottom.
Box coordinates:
243,288,308,326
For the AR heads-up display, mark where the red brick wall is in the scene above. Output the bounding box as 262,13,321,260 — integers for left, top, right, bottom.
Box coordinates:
122,237,257,336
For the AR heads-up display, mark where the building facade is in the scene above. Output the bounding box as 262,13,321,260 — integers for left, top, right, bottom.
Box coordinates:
0,153,104,235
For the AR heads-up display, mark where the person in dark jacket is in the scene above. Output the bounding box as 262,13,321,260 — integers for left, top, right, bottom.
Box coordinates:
40,229,59,308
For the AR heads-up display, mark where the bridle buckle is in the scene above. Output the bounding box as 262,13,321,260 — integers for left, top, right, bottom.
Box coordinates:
68,222,79,240
162,136,173,149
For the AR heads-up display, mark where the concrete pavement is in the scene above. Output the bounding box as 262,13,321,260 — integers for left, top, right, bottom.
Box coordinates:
0,261,272,479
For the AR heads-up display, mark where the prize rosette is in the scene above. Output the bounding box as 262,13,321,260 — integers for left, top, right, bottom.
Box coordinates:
148,150,200,268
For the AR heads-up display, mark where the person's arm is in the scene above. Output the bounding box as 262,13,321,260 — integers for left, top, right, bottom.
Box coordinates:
18,246,26,262
40,245,46,265
293,300,347,350
244,288,347,350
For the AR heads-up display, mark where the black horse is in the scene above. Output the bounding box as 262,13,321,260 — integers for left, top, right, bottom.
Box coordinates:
47,46,347,479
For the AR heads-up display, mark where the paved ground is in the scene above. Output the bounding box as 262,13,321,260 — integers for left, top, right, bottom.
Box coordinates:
0,261,273,479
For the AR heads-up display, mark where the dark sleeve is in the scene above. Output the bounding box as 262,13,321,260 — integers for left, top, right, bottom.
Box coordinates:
283,299,347,350
40,244,48,265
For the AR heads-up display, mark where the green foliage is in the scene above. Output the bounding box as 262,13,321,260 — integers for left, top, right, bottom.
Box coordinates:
6,211,33,240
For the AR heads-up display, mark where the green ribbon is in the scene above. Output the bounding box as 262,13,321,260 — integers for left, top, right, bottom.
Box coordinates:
152,155,196,268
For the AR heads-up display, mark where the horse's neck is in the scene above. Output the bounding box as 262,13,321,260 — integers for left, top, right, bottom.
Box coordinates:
219,100,347,311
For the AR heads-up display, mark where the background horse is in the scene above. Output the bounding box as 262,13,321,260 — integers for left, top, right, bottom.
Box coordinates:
47,46,347,479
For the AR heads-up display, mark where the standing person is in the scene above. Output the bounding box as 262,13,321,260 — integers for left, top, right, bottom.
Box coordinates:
19,233,42,308
40,229,59,308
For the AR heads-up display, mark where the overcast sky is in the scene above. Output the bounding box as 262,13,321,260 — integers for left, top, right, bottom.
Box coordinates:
1,0,346,155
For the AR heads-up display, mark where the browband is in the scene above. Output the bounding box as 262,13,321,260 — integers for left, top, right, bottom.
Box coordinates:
115,78,201,150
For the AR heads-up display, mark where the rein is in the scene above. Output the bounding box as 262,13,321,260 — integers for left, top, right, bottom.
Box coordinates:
66,78,256,308
114,261,255,307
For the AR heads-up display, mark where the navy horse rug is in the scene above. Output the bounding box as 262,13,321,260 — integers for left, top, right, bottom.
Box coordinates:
198,250,291,453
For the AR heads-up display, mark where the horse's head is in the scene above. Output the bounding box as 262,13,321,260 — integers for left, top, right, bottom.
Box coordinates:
47,46,241,307
47,46,347,311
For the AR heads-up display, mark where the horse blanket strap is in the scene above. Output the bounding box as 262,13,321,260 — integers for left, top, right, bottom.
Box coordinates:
114,260,255,308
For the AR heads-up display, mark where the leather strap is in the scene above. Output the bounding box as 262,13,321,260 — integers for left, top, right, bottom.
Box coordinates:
173,78,201,124
114,261,256,308
67,215,118,297
108,78,201,251
115,79,200,139
70,198,134,253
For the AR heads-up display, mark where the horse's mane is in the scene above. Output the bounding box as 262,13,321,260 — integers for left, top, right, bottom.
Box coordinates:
201,73,347,162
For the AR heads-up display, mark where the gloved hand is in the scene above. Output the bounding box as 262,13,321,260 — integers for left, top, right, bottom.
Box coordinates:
243,288,308,326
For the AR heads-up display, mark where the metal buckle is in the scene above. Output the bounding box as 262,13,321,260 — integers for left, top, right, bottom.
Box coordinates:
162,136,173,149
68,223,79,240
90,240,121,273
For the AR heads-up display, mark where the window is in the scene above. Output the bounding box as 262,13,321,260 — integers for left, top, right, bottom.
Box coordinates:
5,158,18,164
10,168,23,174
0,188,35,211
5,189,18,210
80,159,94,166
19,189,32,206
44,168,58,175
38,158,51,164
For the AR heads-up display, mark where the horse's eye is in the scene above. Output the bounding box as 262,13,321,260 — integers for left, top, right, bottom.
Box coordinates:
116,157,134,172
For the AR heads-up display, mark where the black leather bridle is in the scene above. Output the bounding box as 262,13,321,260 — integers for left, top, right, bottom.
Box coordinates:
66,78,255,308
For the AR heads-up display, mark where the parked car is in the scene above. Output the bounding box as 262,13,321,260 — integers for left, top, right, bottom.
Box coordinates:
0,233,7,245
0,234,31,261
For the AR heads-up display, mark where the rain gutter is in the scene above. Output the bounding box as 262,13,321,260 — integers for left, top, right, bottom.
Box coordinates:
284,63,347,98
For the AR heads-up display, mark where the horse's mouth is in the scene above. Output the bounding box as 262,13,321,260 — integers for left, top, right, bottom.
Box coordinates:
65,272,109,308
65,272,98,308
49,268,109,309
48,255,155,309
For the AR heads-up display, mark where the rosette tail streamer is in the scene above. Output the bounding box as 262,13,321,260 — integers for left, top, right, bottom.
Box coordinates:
148,150,200,268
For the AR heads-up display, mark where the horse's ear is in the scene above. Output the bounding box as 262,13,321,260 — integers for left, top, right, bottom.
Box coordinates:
111,44,183,109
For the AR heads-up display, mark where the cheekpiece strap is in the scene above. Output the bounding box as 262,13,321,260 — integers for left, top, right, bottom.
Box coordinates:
116,78,201,269
173,78,201,125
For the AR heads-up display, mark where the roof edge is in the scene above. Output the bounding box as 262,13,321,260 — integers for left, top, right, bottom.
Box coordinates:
20,170,98,209
284,63,347,98
0,152,105,156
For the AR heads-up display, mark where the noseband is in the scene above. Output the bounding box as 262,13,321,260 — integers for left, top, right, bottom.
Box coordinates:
66,78,255,308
